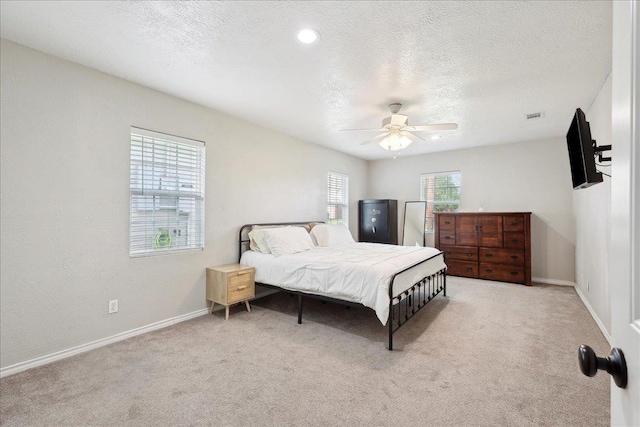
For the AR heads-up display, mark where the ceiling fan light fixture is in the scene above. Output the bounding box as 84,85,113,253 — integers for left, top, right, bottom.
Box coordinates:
297,29,319,44
379,133,412,151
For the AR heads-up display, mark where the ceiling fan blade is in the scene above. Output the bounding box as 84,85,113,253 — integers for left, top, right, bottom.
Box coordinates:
385,114,408,127
340,128,387,132
401,131,424,141
406,123,459,132
359,133,389,145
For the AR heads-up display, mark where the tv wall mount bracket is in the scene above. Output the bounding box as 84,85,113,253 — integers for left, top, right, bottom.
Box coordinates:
593,141,612,162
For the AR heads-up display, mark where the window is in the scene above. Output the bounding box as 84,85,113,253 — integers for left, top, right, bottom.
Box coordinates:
327,171,349,226
420,171,461,233
130,127,205,257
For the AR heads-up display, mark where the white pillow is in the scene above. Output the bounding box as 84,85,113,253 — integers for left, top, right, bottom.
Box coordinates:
310,223,355,247
263,226,314,257
248,229,271,254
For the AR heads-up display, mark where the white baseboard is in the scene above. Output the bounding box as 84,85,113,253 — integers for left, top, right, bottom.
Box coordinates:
0,308,209,378
532,277,576,287
573,285,612,345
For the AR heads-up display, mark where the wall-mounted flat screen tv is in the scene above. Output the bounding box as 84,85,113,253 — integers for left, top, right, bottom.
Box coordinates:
566,108,602,189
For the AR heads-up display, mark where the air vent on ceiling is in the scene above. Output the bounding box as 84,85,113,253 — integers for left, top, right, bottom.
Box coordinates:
525,111,545,120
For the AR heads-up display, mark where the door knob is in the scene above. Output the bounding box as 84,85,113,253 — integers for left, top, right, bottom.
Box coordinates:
578,345,627,389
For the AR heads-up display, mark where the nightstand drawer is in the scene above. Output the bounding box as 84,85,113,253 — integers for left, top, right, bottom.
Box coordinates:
228,282,254,303
228,270,253,287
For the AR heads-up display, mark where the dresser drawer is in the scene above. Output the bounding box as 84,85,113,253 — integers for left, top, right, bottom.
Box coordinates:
479,263,524,283
439,230,456,245
479,248,525,266
503,215,524,232
438,215,455,230
446,260,478,278
503,232,525,249
441,245,478,261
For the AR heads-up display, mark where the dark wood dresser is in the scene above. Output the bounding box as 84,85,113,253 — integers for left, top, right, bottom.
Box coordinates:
434,212,532,286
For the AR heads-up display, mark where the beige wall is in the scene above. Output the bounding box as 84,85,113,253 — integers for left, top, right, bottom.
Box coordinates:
0,40,367,369
367,139,576,283
573,74,612,334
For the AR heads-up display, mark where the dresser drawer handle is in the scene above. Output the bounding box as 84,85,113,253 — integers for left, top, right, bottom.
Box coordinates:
466,267,473,272
445,251,451,256
510,221,518,226
238,271,251,275
485,269,492,273
444,236,451,240
510,255,519,260
235,285,247,290
466,252,473,257
444,220,451,225
511,239,519,243
510,271,518,276
485,253,493,258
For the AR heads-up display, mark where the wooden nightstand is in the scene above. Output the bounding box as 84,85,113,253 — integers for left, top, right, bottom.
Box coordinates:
206,263,255,320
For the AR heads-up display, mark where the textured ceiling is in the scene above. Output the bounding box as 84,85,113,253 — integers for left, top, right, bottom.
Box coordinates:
0,1,612,160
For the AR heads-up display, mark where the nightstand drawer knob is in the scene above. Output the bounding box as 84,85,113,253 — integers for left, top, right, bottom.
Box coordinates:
236,285,247,290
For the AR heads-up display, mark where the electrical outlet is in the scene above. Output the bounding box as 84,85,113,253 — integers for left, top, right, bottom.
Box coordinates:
108,299,118,314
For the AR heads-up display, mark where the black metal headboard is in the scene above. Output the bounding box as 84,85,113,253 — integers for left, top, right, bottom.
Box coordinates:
238,221,325,262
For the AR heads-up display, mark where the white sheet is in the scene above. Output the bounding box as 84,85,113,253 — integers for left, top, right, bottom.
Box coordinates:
240,243,446,325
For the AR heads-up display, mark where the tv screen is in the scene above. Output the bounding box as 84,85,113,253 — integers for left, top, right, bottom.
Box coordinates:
566,108,602,189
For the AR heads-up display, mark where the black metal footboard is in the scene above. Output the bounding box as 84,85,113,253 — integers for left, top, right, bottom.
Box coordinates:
238,222,447,350
388,262,447,351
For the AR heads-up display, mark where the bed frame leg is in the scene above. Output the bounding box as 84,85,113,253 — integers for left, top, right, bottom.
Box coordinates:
443,273,447,297
297,294,303,324
388,303,394,351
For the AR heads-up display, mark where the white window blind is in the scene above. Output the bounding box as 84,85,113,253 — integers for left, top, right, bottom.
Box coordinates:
420,171,461,233
130,127,205,257
327,171,349,227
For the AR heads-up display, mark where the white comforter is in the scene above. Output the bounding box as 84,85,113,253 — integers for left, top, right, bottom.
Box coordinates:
240,243,446,325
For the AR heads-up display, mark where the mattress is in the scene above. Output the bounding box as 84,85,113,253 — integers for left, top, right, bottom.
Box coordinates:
240,243,446,325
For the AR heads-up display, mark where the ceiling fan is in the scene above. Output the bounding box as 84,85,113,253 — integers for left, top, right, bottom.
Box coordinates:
342,103,458,151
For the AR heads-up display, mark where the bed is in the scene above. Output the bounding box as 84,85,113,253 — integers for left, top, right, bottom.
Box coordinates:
238,221,447,350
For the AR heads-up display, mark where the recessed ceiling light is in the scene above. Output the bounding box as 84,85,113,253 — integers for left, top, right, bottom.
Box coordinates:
297,29,319,44
430,135,441,140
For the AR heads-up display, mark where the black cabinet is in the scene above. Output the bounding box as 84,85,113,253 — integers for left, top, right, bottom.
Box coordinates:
358,199,398,244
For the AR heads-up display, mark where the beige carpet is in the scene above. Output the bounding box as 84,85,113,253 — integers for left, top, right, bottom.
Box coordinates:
0,277,610,426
